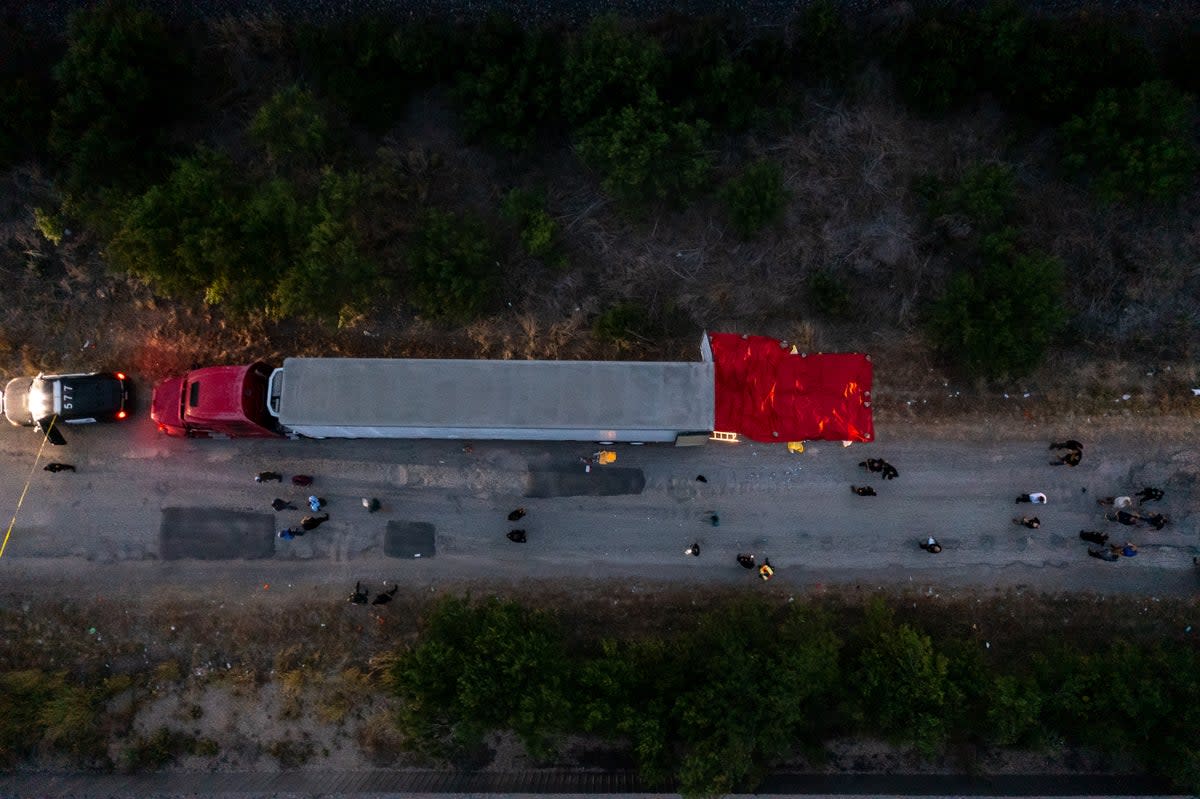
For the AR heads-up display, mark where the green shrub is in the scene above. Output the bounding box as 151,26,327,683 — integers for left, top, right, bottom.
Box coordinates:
990,12,1155,122
852,601,949,756
501,188,566,267
576,91,710,206
34,208,66,246
926,230,1066,379
0,20,56,167
562,15,664,126
1059,81,1199,202
807,270,852,318
660,20,791,130
123,727,216,771
271,170,377,323
455,17,562,150
405,209,500,321
295,16,437,132
987,675,1043,746
0,670,106,764
720,160,789,238
791,0,856,88
390,597,572,759
50,0,189,195
110,148,381,321
930,162,1017,230
249,85,329,166
592,303,650,347
885,7,982,113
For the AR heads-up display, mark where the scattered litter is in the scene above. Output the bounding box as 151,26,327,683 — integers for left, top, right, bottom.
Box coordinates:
1122,394,1132,401
1192,388,1200,396
1023,392,1030,398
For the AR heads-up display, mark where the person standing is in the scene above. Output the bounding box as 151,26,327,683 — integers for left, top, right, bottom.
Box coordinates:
1013,516,1041,529
308,496,327,512
758,558,774,581
271,498,297,511
919,536,942,553
736,553,755,569
684,542,700,557
255,471,283,483
362,497,381,513
508,507,526,522
1136,487,1165,503
507,529,527,543
851,485,877,496
43,462,76,473
1015,492,1047,504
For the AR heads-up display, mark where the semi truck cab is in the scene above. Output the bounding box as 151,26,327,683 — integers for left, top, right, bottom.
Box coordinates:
150,362,280,438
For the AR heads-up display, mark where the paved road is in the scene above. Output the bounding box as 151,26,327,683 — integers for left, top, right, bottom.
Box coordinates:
0,411,1196,597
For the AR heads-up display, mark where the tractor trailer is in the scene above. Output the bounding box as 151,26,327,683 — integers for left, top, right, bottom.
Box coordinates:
150,334,874,445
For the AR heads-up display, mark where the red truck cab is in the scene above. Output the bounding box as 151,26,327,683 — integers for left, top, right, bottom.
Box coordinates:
151,363,280,438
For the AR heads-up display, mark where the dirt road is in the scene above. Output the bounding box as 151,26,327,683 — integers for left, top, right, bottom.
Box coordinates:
0,413,1196,598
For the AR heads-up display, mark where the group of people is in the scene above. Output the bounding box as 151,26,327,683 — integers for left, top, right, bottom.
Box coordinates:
258,470,380,540
347,581,397,605
1008,443,1171,564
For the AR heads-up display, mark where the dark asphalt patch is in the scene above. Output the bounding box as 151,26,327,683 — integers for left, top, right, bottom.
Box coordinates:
385,521,436,559
525,467,645,498
160,508,275,560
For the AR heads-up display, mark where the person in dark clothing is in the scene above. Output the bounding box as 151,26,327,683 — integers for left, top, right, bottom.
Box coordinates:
859,458,885,473
707,513,720,527
1089,547,1119,562
1143,512,1167,530
271,498,297,511
695,475,708,483
1136,487,1165,503
291,475,313,486
348,582,369,604
685,541,700,557
1079,530,1109,545
1050,449,1082,467
255,471,283,483
300,513,330,531
507,529,527,543
508,507,526,522
372,585,398,605
851,485,878,496
1111,509,1139,526
1013,516,1041,529
919,536,942,554
1049,440,1083,452
880,462,899,480
277,527,304,540
362,497,381,513
43,462,76,473
736,553,756,569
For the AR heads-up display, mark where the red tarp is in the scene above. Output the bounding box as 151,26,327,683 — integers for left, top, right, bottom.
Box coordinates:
708,333,874,443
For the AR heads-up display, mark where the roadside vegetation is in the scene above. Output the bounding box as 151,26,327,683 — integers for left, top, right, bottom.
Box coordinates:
0,0,1197,401
1,590,1197,794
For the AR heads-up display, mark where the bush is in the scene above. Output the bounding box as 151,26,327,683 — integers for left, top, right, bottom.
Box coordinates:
0,19,56,168
721,160,789,238
501,188,566,267
593,302,651,348
405,210,500,321
562,15,664,126
659,20,792,131
928,162,1017,231
34,208,66,246
926,230,1066,379
296,16,447,131
390,597,572,759
576,91,711,206
807,270,852,318
107,150,295,311
271,170,378,324
455,17,562,150
249,85,330,166
0,670,106,764
1059,81,1199,202
852,601,949,756
50,0,189,195
885,7,982,113
791,0,856,89
990,12,1155,122
123,727,216,771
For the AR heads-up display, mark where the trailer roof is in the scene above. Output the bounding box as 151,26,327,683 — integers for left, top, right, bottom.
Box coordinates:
275,357,714,436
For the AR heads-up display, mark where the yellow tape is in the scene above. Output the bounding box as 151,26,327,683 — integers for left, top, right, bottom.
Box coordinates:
0,416,57,560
